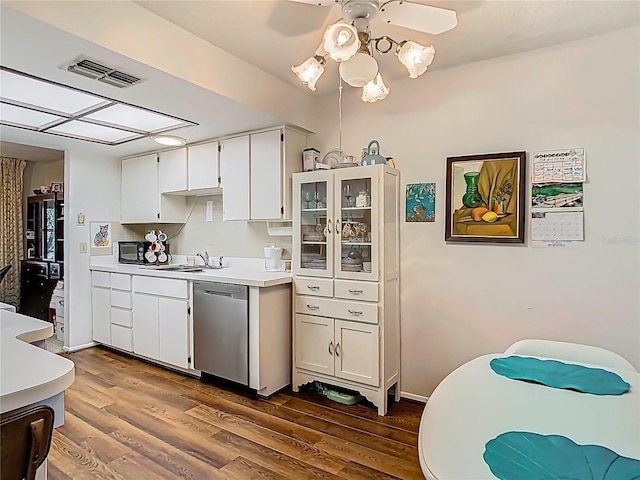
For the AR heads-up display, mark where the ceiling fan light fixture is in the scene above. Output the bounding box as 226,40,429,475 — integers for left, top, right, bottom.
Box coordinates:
291,55,326,91
361,73,389,102
153,134,187,146
323,22,360,62
339,52,378,87
396,41,435,78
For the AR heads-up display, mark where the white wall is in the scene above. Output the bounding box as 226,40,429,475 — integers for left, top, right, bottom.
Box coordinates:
312,27,640,397
65,149,121,349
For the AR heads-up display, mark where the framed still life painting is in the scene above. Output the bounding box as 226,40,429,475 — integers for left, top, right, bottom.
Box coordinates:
445,151,526,243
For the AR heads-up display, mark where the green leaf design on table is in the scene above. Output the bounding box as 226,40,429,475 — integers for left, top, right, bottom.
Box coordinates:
484,432,640,480
490,356,630,395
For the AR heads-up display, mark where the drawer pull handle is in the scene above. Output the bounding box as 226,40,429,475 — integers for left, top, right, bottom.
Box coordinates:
329,341,333,355
348,309,363,316
335,342,341,357
306,304,320,310
306,285,320,291
348,289,363,294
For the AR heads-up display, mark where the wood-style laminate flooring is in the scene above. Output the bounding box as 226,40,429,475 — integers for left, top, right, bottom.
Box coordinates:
49,347,425,480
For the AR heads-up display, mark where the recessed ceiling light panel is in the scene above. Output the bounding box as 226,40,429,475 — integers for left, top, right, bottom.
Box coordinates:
48,120,144,143
84,104,188,133
0,103,62,129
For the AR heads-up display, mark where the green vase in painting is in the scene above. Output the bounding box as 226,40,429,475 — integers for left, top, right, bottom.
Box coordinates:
462,172,483,208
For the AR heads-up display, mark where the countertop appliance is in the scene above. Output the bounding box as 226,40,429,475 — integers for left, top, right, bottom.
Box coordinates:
118,241,148,264
193,281,249,386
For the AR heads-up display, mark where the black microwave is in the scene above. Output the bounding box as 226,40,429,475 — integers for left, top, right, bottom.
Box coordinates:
118,241,149,264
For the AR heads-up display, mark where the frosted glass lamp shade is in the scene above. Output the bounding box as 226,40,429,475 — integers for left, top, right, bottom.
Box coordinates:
361,73,390,102
291,56,326,91
339,53,378,87
323,22,360,62
397,41,435,78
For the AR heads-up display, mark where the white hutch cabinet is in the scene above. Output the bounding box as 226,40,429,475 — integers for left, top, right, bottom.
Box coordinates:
292,164,400,415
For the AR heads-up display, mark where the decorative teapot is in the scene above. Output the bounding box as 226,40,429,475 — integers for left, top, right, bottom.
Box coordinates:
361,140,387,166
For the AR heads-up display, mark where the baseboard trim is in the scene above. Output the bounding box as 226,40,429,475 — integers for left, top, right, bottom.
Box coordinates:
63,342,97,353
400,391,429,403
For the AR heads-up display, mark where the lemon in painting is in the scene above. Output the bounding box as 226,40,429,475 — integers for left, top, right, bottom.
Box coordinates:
471,207,489,221
482,211,498,223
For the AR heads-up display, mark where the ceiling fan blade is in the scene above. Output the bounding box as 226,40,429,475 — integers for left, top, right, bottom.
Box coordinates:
288,0,337,6
379,1,457,35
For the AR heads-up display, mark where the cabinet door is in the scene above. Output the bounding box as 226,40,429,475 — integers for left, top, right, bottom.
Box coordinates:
333,168,379,281
132,293,160,360
159,148,188,193
92,286,111,344
292,172,334,278
188,142,219,190
295,314,334,375
250,129,282,220
220,135,250,221
334,319,379,386
158,297,189,369
121,154,158,223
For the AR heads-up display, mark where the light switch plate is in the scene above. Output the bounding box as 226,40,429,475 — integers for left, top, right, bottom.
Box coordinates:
79,242,87,254
206,201,213,222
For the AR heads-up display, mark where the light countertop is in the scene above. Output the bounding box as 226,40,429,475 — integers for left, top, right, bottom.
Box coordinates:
89,256,292,288
0,310,75,414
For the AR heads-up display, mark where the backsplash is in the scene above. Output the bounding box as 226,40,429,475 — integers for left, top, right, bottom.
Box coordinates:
144,196,291,260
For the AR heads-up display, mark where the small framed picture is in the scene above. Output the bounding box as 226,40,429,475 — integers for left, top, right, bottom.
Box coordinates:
51,182,64,193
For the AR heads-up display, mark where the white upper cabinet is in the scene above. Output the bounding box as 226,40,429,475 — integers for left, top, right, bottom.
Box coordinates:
220,135,250,221
250,130,282,220
187,141,220,192
159,148,188,193
121,154,159,224
220,127,307,222
121,153,188,224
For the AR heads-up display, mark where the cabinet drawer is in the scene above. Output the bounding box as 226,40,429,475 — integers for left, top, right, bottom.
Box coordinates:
91,271,110,288
111,307,132,327
295,296,378,325
133,276,188,298
111,290,132,309
111,324,133,352
111,273,131,291
294,277,333,297
334,280,378,302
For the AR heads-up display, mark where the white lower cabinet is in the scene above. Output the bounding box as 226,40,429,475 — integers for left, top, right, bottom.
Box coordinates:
132,277,190,369
295,314,379,386
91,285,111,344
91,272,132,350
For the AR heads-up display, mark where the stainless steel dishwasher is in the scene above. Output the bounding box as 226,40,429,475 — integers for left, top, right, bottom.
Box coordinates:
193,281,249,386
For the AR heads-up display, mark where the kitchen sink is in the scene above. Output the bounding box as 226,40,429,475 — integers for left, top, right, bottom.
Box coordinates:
139,264,204,272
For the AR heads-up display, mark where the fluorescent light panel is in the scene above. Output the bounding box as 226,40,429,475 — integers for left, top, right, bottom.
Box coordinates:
48,120,143,143
84,104,187,132
0,103,61,128
0,67,197,145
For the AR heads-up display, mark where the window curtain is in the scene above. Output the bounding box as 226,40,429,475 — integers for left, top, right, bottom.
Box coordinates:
0,157,27,307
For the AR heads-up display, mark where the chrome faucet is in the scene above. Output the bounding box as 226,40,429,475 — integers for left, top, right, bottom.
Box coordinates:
197,251,209,267
197,252,224,269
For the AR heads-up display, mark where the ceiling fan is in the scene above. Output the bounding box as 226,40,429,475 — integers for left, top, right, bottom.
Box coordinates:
290,0,457,101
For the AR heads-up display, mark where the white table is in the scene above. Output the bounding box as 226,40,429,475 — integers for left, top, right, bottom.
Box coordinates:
418,354,640,479
0,310,75,416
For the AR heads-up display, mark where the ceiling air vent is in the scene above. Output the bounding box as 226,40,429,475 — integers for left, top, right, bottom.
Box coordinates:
64,56,143,88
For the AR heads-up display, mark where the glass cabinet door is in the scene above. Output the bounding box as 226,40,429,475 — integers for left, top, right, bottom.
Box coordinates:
333,168,379,281
293,172,334,277
43,199,56,261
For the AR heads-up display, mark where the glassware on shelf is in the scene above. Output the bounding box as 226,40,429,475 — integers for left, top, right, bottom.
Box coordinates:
303,191,314,209
343,184,352,207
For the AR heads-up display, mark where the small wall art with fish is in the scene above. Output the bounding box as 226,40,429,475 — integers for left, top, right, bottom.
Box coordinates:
406,183,436,222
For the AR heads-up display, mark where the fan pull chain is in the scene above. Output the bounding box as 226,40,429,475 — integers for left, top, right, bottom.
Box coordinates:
338,75,343,154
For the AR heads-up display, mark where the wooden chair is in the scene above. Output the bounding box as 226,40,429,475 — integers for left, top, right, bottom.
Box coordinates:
0,264,11,284
505,339,637,372
0,405,54,480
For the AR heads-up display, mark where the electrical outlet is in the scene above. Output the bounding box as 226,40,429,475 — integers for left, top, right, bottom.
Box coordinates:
79,242,87,254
